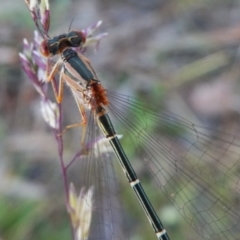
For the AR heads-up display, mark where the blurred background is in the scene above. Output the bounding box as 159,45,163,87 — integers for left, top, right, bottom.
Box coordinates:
1,0,240,239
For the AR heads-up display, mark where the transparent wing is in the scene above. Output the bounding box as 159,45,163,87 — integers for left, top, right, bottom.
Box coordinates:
71,112,128,240
106,90,240,240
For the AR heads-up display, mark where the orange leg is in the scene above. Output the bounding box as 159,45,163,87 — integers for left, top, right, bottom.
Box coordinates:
47,58,88,144
45,58,64,104
53,68,64,104
58,95,87,145
47,58,62,83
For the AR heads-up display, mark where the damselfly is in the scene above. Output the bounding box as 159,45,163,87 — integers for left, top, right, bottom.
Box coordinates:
39,31,170,240
21,3,240,239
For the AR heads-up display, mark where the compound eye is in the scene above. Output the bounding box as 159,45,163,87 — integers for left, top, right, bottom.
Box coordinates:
75,31,86,44
69,31,86,47
40,40,50,57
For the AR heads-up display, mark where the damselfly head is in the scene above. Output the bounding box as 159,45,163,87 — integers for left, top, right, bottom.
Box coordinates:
39,31,86,57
